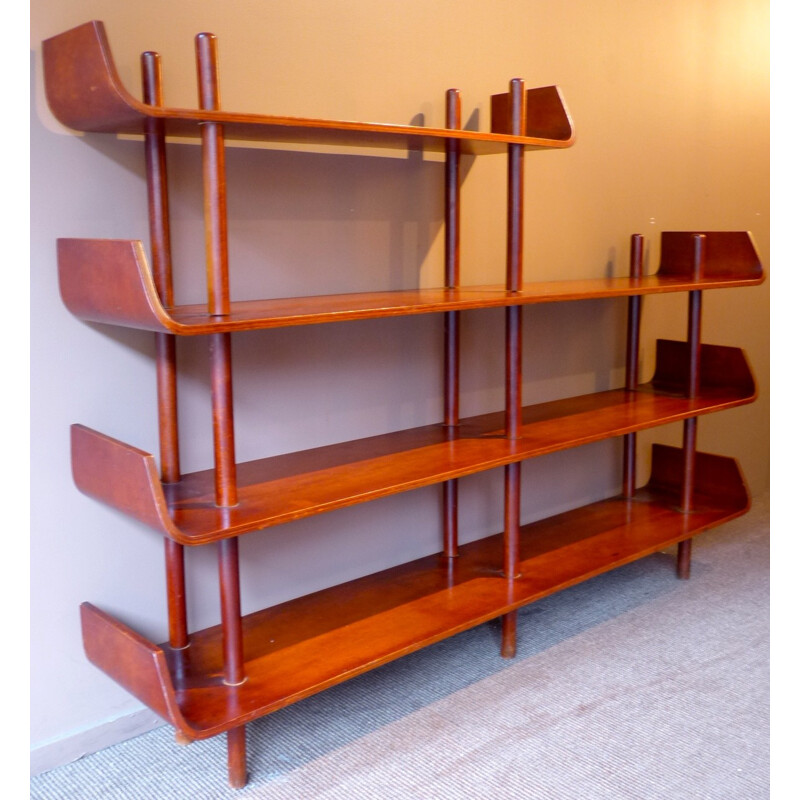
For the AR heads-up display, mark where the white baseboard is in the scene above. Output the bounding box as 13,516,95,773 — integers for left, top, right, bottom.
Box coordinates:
30,709,165,777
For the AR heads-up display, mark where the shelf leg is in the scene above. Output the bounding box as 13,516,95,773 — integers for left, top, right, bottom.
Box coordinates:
500,78,526,657
141,51,189,653
623,234,644,498
502,459,521,659
226,726,247,789
196,32,248,785
219,537,245,685
677,235,705,580
677,538,693,581
501,612,517,659
443,88,462,560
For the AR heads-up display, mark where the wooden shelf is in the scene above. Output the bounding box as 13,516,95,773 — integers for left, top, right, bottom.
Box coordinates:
57,233,763,334
42,21,574,155
80,442,750,739
46,17,764,787
71,338,755,546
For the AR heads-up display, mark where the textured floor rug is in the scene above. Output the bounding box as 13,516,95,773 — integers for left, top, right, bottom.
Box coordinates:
31,493,769,799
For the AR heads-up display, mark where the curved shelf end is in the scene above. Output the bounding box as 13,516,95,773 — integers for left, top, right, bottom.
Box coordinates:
491,85,575,146
80,603,204,740
70,424,186,542
657,231,764,282
649,339,757,399
42,20,147,133
58,238,177,333
645,443,750,515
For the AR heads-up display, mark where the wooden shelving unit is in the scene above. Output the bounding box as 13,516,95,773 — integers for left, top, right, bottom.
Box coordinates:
44,20,764,789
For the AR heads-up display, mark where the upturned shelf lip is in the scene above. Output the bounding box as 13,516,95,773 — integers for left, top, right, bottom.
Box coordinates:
56,236,765,335
79,447,750,739
42,20,575,153
69,339,757,546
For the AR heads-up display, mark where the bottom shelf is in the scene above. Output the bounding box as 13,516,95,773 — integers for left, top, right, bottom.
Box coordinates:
81,444,749,741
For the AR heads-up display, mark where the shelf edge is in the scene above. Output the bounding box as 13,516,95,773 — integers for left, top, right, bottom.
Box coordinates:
58,237,765,336
42,20,575,152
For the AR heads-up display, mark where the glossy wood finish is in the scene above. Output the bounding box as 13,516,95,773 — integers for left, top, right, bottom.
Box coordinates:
676,235,706,579
55,235,764,335
79,443,749,740
443,88,461,559
70,339,756,547
623,234,644,498
42,21,574,155
141,50,189,654
491,85,574,142
501,78,526,657
49,19,762,788
194,35,246,781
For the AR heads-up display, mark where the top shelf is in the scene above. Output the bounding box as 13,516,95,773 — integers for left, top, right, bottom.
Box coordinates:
42,21,575,155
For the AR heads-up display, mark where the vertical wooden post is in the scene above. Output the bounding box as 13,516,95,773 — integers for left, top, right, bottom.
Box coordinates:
677,234,705,580
195,32,246,789
623,234,644,498
501,78,526,659
443,88,461,560
141,52,189,654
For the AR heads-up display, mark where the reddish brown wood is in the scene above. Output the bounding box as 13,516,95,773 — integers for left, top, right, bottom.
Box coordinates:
55,237,765,335
49,19,764,790
650,339,755,397
219,538,245,684
142,50,188,652
444,89,461,292
209,333,238,507
442,88,462,559
623,234,645,498
491,85,573,142
500,612,517,659
70,338,757,546
501,79,527,655
505,79,526,295
677,237,705,577
80,602,187,732
164,540,189,651
140,52,174,309
659,231,761,280
227,727,247,788
194,36,246,772
676,538,692,580
196,33,230,316
80,444,749,739
42,22,575,155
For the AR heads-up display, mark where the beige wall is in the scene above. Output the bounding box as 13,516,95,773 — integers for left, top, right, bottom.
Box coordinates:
30,0,769,768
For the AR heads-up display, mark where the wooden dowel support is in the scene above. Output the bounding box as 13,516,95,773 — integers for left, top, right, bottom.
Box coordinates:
209,332,238,508
504,461,521,582
443,479,458,559
506,79,526,294
195,33,246,782
501,79,526,655
164,539,189,651
678,235,705,579
443,88,462,558
677,539,692,580
226,726,247,788
219,537,245,685
196,33,231,316
501,610,517,659
623,233,644,498
142,49,188,650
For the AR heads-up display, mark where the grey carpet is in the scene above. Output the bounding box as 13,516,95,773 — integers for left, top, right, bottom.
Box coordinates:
31,493,769,799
